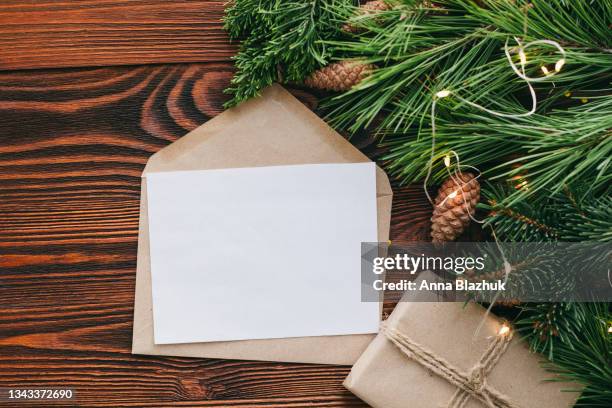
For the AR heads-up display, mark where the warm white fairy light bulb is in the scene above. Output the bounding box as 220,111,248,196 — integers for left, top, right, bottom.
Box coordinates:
519,50,527,66
436,90,451,98
516,180,529,190
448,190,458,199
555,58,566,72
444,154,451,167
541,66,550,76
498,324,511,336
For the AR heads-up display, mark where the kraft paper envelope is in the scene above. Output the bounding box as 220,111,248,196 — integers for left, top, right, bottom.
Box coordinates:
132,84,393,364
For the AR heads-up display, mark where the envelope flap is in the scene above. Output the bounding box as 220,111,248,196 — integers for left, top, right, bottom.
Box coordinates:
145,85,372,173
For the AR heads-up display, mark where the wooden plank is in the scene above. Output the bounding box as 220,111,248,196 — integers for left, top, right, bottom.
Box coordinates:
0,63,431,406
0,0,235,71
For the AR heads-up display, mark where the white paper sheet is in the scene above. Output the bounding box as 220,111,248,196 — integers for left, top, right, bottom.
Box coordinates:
146,162,379,344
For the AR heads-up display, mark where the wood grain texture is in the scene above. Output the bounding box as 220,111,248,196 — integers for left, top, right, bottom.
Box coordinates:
0,64,431,407
0,0,235,71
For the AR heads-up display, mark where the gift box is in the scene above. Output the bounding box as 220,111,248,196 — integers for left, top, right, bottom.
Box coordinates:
344,273,579,408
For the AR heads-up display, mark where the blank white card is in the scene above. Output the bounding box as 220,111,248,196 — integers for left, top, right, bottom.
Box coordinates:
146,162,379,344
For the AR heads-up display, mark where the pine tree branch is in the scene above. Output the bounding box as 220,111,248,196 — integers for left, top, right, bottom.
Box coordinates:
321,0,612,134
516,302,612,406
481,184,612,242
383,95,612,206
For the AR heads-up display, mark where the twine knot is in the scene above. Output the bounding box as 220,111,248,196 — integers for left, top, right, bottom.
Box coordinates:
468,364,486,392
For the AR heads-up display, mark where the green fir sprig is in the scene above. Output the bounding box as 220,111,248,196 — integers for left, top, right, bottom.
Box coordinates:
223,0,352,107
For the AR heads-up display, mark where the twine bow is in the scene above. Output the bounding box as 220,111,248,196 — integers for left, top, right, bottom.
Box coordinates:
381,323,519,408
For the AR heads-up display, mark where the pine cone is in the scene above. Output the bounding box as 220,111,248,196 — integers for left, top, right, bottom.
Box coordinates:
342,0,392,33
304,61,375,92
431,172,480,243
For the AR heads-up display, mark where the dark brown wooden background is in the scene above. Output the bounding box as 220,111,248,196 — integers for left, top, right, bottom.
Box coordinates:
0,1,431,406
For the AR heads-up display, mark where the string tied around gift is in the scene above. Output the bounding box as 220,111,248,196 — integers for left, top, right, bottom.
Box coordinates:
380,322,518,408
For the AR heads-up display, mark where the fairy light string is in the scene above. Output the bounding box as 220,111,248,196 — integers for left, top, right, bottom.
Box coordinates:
425,36,567,209
424,37,567,332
